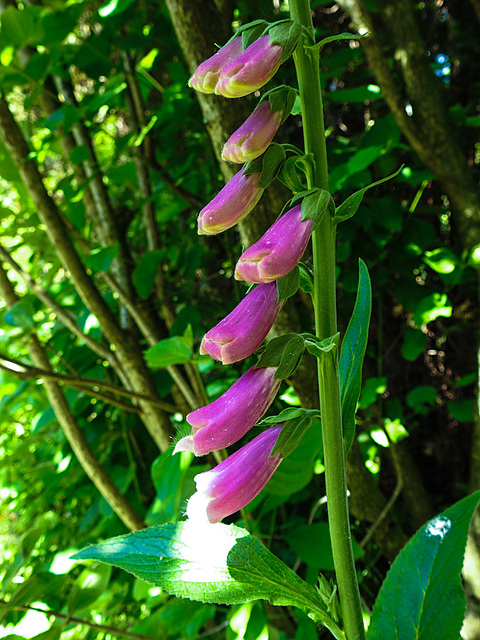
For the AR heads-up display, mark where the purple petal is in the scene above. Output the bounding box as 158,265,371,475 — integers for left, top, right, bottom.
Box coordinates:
235,205,313,283
184,366,281,455
200,282,282,364
188,37,243,94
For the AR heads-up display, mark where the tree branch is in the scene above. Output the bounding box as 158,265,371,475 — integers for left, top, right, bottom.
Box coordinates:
0,600,156,640
0,95,174,451
0,264,145,532
0,354,179,414
0,243,115,366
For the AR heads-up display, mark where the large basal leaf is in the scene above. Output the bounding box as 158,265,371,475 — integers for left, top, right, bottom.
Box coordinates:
368,491,480,640
73,522,341,636
339,259,371,450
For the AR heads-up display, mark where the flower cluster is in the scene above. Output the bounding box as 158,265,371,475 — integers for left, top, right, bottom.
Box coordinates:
177,21,310,524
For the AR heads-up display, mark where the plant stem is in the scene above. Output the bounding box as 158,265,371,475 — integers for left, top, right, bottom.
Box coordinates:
289,2,366,639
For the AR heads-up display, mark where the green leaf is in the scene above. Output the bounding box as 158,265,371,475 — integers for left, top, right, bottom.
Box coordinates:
271,414,313,458
448,400,475,422
4,296,36,329
72,522,340,634
423,248,458,274
412,293,452,325
406,385,437,415
298,262,314,296
87,243,120,273
67,563,112,614
278,156,307,192
303,333,339,359
306,32,367,55
145,326,193,368
401,329,427,361
301,188,335,231
266,419,322,496
132,250,165,300
258,407,320,426
339,259,372,451
256,333,305,378
99,0,136,18
285,522,364,572
277,266,300,302
367,491,480,640
332,167,402,225
69,146,90,164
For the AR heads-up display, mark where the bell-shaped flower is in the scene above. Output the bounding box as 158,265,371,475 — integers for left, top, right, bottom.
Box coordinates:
188,37,243,94
221,101,283,164
215,34,282,98
198,168,264,235
200,282,282,364
235,205,313,283
186,425,283,523
174,366,281,456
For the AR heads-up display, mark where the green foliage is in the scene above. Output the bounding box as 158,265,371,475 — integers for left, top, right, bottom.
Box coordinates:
368,492,480,639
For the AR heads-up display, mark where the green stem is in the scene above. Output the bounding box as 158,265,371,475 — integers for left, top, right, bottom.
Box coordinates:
288,3,366,639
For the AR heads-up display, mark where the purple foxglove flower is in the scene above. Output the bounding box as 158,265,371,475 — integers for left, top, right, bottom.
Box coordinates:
198,168,264,235
215,35,282,98
186,425,283,523
235,205,313,283
174,366,281,456
221,101,283,164
188,37,243,94
200,282,282,364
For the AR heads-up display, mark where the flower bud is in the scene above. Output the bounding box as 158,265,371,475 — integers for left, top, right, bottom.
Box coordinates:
197,168,264,235
200,282,282,364
188,37,243,94
221,101,283,164
235,205,313,283
186,426,283,523
174,366,281,456
215,35,282,98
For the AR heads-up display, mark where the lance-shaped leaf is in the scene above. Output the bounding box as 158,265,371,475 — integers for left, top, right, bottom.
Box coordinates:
271,414,314,458
72,522,345,639
339,259,371,451
368,491,480,640
256,333,305,379
332,167,402,225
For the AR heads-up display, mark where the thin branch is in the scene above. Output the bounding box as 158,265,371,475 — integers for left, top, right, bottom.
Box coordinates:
0,354,178,414
0,243,115,366
99,271,199,411
0,600,156,640
0,264,145,532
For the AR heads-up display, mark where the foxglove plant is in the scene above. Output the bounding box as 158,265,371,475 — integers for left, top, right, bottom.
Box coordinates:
76,7,433,640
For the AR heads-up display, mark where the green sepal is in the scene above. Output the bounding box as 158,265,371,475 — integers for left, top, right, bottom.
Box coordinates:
301,189,335,231
237,20,269,50
339,259,371,451
332,167,402,225
276,265,300,301
271,414,314,458
305,32,368,56
255,333,305,379
244,143,286,189
261,85,298,124
298,262,314,297
257,407,320,427
278,156,307,192
267,20,303,64
317,575,340,623
303,333,340,360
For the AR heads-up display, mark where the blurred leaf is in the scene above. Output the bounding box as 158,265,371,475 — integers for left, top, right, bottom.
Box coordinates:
423,248,458,274
406,385,437,414
412,293,452,325
358,377,387,409
87,243,120,273
67,563,112,614
368,492,480,640
132,250,165,300
266,419,322,496
401,329,427,361
145,326,193,368
448,400,475,422
285,522,363,571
